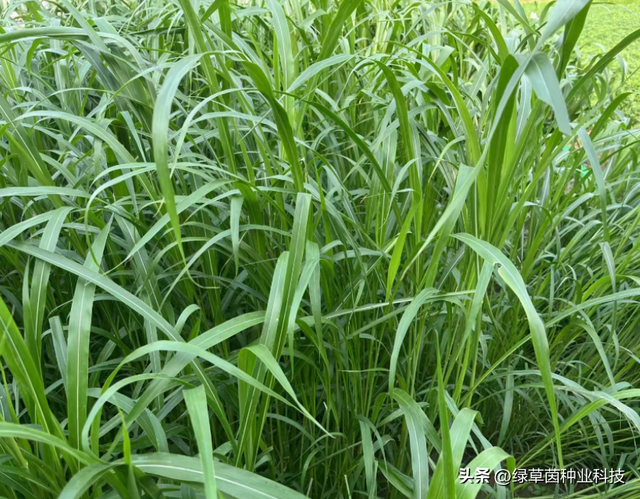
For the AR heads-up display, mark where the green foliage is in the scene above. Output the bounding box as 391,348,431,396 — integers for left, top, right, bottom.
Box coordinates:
527,0,640,121
0,0,640,498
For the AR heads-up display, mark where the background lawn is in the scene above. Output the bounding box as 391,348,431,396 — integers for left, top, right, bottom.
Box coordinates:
527,0,640,120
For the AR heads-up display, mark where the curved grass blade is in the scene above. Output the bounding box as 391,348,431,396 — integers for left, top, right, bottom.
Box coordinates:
453,233,564,468
152,55,203,258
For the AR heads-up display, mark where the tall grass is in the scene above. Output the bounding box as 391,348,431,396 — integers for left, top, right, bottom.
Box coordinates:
1,0,640,497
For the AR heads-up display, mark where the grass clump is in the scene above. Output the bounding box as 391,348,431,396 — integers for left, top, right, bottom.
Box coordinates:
1,0,640,498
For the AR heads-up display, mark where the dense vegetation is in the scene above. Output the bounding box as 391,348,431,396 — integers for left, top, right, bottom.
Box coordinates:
1,0,640,497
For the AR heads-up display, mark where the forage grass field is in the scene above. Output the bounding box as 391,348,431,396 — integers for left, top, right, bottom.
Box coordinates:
2,0,640,498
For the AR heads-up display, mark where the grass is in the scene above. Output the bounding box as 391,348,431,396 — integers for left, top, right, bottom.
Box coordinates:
526,0,640,120
1,0,640,498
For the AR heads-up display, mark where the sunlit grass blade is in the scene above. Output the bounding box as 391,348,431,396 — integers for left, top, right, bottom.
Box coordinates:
184,385,218,499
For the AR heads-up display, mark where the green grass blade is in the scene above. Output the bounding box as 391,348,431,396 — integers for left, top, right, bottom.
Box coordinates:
184,385,218,499
67,221,110,449
453,233,564,467
152,55,203,258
